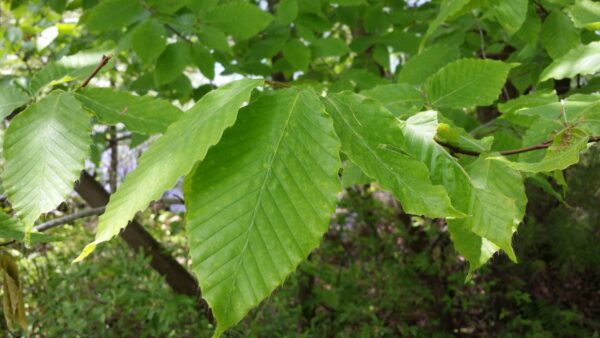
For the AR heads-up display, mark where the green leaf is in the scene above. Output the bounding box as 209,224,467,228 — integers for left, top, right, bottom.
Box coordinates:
3,91,91,228
426,59,512,108
447,155,526,277
74,78,262,262
397,44,460,86
154,42,190,86
185,88,340,337
191,44,215,80
323,93,462,218
342,161,371,188
540,10,580,60
498,90,558,114
402,111,520,271
493,0,528,35
0,86,29,120
311,38,350,58
198,26,230,51
539,42,600,82
206,1,273,40
82,0,144,32
361,83,424,118
420,0,471,51
0,211,58,243
145,0,188,14
493,128,589,173
74,88,184,135
131,19,167,65
282,39,311,71
566,0,600,30
276,0,298,24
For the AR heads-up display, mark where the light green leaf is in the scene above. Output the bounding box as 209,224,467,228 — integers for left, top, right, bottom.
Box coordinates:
566,0,600,30
361,83,424,118
397,44,460,86
206,1,273,40
539,42,600,82
283,39,311,71
131,19,167,65
185,88,340,337
323,93,462,218
540,10,580,60
3,91,91,228
493,0,528,35
198,25,230,51
74,88,184,134
426,59,512,108
74,78,262,262
493,128,589,173
402,111,519,271
154,42,190,86
0,86,29,120
82,0,144,32
276,0,298,24
342,161,371,188
419,0,471,51
498,90,558,114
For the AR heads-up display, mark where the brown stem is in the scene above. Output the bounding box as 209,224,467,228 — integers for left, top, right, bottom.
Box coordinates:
437,136,600,157
265,80,292,88
80,54,112,88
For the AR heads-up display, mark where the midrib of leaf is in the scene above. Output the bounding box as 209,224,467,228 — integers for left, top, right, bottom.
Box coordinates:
221,91,301,318
430,71,489,107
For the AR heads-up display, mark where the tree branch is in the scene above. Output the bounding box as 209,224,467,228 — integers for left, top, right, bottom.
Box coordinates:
437,135,600,157
80,54,112,88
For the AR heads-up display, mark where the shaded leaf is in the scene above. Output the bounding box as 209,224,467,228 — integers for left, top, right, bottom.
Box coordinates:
131,19,167,65
541,10,580,60
75,88,184,134
206,1,273,40
0,86,29,120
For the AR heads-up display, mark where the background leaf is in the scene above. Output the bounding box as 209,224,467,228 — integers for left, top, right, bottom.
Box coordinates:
0,86,29,120
539,42,600,81
426,59,512,108
75,88,183,135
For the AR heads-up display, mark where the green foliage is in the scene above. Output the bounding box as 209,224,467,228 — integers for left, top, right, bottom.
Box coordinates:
0,86,29,120
75,79,261,262
2,91,91,228
426,59,512,108
323,93,460,218
540,41,600,81
185,88,340,336
2,0,600,335
74,88,183,134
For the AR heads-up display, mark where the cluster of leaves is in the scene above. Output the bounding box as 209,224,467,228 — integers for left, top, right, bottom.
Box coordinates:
2,0,600,335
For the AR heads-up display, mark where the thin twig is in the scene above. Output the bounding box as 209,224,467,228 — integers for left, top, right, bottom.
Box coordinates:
265,80,292,88
165,24,191,43
437,135,600,157
34,207,106,232
80,54,112,88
